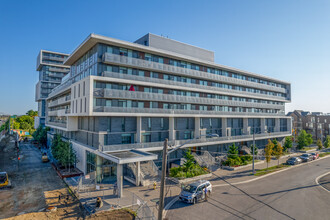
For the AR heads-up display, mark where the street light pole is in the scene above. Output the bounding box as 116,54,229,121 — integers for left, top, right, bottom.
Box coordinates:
158,134,219,219
158,138,168,220
252,131,255,174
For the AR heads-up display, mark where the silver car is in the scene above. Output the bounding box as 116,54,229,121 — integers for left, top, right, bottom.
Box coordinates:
179,180,212,204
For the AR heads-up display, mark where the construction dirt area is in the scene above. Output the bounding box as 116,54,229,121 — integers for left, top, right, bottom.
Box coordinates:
0,135,135,220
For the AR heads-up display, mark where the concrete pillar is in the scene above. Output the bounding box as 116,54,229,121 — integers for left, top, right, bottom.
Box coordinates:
287,118,292,133
96,155,102,183
135,162,140,186
243,118,249,135
195,117,201,138
169,117,175,141
136,116,142,143
275,118,280,132
117,164,123,198
261,118,266,133
222,118,228,137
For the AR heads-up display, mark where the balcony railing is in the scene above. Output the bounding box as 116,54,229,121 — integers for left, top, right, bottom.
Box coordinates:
45,120,67,128
48,95,71,107
101,71,287,102
42,55,66,62
102,131,291,152
48,109,67,116
102,53,287,95
95,88,285,111
93,106,285,117
48,67,70,73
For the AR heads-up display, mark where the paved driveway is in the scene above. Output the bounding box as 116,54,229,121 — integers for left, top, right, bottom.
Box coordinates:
166,157,330,220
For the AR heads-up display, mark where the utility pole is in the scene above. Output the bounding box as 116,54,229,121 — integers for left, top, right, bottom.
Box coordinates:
252,130,255,174
158,138,168,220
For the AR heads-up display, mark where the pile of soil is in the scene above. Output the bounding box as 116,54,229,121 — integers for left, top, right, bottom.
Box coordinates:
87,209,136,220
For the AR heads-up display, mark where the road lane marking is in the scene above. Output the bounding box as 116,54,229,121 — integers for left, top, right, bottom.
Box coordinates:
315,171,330,193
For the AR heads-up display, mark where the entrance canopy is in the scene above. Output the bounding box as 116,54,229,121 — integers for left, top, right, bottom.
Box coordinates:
106,149,158,164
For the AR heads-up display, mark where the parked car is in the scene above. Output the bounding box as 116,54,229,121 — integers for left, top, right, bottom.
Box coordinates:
179,180,212,204
311,152,319,160
300,153,313,162
286,157,302,165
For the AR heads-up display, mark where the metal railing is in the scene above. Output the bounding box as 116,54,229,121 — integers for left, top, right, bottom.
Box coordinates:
45,120,67,128
102,71,287,102
96,88,284,110
49,67,70,73
102,53,287,94
102,131,291,151
48,95,71,107
94,106,285,117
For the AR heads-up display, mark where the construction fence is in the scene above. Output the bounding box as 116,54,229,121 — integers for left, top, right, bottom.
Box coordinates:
64,175,155,220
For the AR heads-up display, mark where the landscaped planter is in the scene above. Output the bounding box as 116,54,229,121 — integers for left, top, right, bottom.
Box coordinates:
222,160,264,171
168,173,213,184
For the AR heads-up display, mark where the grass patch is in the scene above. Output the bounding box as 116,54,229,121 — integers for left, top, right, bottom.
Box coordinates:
254,164,290,176
299,147,316,151
319,152,330,157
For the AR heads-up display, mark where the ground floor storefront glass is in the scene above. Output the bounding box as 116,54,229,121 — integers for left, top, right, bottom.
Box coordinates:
86,151,117,184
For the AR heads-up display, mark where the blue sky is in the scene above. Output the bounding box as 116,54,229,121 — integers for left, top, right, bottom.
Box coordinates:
0,0,330,115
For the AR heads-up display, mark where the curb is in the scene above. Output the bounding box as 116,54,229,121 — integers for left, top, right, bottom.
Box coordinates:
163,197,179,218
315,171,330,193
164,154,330,218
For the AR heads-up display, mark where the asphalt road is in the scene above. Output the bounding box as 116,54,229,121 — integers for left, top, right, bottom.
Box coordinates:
166,157,330,220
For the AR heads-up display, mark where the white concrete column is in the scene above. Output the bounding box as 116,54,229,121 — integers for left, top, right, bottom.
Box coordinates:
136,116,142,143
117,164,123,198
169,117,175,141
222,118,228,137
96,155,102,183
261,118,266,133
243,118,249,135
275,118,280,132
287,118,292,133
195,117,201,138
135,162,140,186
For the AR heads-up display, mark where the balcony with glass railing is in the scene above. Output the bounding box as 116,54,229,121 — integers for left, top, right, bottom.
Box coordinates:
102,53,287,94
101,71,287,102
48,95,71,107
101,131,291,152
94,88,285,111
93,106,285,117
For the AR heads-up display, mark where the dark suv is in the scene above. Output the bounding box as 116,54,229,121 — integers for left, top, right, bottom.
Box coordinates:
299,153,313,162
286,157,302,165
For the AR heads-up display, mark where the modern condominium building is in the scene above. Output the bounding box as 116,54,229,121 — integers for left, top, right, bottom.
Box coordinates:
45,33,292,196
35,50,70,128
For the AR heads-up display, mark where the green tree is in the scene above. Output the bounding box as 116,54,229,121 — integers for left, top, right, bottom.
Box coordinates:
284,136,293,152
26,110,38,117
32,126,49,146
183,149,196,171
273,141,283,165
228,143,239,160
265,139,274,168
297,130,308,149
51,134,77,169
250,144,258,156
306,133,313,146
316,139,323,150
324,135,330,148
13,121,20,129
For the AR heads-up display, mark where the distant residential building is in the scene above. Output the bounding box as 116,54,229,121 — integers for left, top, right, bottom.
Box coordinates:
287,110,330,141
35,50,70,128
